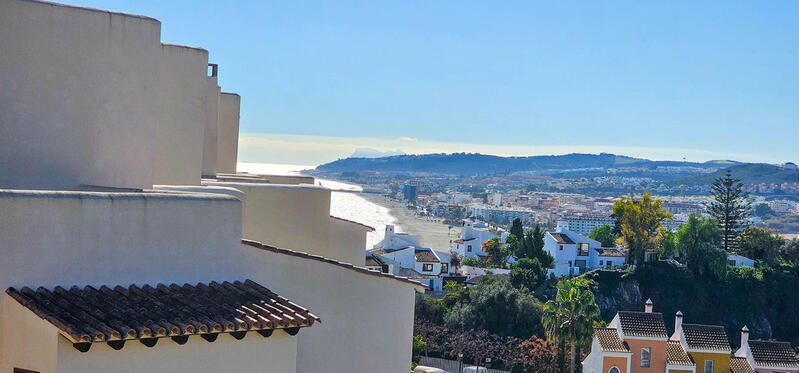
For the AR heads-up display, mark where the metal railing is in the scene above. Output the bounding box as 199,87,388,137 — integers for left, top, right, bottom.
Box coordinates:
419,356,510,373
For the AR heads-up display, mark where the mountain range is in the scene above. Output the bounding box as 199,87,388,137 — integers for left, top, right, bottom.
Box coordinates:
316,152,738,175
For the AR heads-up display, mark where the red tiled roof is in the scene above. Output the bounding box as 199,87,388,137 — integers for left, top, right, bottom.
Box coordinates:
749,340,799,368
666,340,695,366
6,279,319,350
550,233,575,244
681,324,731,351
617,311,667,338
730,357,755,373
329,215,375,231
595,327,629,352
595,248,625,257
415,249,440,263
243,239,428,290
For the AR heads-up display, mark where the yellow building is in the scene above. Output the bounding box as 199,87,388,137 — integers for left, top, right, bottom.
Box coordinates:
670,311,731,373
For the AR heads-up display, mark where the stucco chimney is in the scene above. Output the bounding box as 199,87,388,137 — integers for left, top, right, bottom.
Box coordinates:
740,325,750,351
675,311,683,334
645,298,653,313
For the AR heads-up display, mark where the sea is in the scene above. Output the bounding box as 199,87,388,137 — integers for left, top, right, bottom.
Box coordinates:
237,162,394,249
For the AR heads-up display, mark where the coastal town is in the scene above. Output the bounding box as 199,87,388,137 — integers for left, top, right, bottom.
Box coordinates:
2,1,799,373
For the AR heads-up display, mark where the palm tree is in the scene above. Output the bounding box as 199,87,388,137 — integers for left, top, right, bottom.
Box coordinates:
542,281,600,373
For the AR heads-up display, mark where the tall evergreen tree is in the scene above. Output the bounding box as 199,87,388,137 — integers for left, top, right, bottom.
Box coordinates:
510,218,524,241
707,170,750,252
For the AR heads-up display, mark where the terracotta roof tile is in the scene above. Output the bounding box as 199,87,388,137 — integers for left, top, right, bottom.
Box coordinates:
749,340,799,368
595,327,629,352
243,239,428,290
6,280,319,346
595,248,625,257
730,357,755,373
415,249,440,263
666,341,695,366
550,233,575,244
617,311,667,338
682,324,731,351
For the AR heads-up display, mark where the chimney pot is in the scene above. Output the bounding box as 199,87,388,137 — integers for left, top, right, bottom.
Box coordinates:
740,325,750,351
675,311,683,334
645,298,653,313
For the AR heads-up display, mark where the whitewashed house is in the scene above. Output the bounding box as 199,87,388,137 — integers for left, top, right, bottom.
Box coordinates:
451,219,509,259
544,226,625,277
728,254,755,268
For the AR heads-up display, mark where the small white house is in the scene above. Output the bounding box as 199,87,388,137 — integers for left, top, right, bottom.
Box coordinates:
450,219,509,259
370,246,453,291
728,253,755,268
374,225,421,251
544,227,625,277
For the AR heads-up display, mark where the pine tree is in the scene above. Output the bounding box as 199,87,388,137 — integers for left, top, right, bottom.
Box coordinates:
707,170,750,252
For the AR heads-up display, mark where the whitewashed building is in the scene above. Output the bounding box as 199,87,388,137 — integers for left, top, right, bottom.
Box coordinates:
451,219,509,259
544,227,625,277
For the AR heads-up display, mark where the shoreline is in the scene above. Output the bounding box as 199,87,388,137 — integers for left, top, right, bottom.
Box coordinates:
360,193,461,252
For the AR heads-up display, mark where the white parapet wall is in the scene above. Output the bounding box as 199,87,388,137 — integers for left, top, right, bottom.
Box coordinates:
203,181,334,258
153,43,212,186
202,80,222,177
240,241,421,373
0,189,247,370
329,216,372,266
217,93,242,174
0,0,162,190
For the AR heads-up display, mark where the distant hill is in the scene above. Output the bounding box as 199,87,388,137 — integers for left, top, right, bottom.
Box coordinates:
315,152,733,175
674,163,799,186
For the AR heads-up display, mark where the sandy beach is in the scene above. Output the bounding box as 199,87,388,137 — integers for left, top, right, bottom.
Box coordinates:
360,193,461,251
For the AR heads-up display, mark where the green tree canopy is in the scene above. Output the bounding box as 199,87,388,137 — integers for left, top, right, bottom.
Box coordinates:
510,218,524,241
677,214,726,280
588,224,616,248
510,258,547,291
708,170,750,252
738,226,785,266
444,279,543,338
483,237,509,268
612,193,672,265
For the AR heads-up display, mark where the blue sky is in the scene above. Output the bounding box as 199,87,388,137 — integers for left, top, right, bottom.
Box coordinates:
77,0,799,165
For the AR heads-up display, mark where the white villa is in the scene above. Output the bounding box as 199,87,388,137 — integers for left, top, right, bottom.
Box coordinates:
544,226,625,277
0,1,424,373
370,226,456,291
451,219,510,259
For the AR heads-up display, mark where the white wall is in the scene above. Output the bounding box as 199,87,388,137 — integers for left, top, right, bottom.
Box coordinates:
217,92,241,174
329,217,369,265
0,0,161,190
0,190,245,290
239,243,419,373
56,328,298,373
202,79,221,177
153,43,211,186
203,181,334,258
0,297,59,373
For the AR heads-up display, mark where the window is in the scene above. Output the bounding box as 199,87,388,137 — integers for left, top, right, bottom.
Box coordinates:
441,263,449,273
640,347,651,367
578,243,590,256
467,245,472,252
568,261,572,267
599,260,604,266
704,360,714,373
422,263,433,272
608,367,620,373
559,245,564,251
